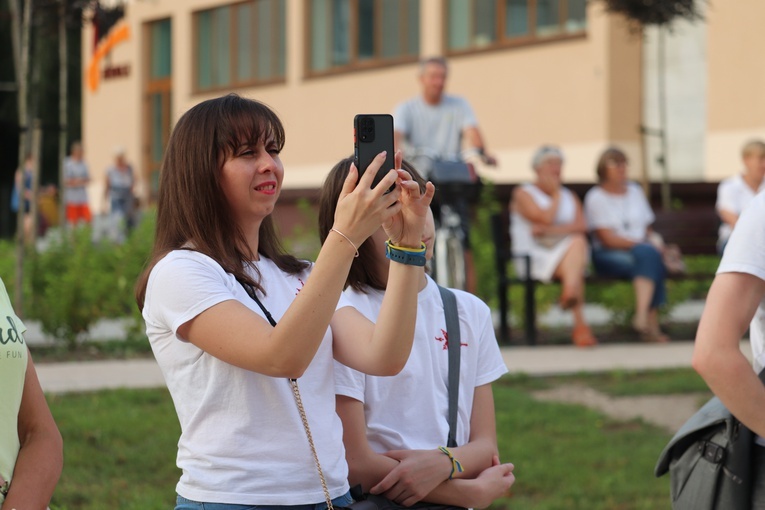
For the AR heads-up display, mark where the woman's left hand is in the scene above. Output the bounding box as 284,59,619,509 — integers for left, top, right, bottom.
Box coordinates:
383,151,436,248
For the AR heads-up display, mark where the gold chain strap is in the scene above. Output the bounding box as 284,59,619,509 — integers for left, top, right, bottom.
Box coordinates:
289,378,335,510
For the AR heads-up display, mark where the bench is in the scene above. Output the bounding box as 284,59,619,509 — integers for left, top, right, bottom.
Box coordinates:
491,184,720,345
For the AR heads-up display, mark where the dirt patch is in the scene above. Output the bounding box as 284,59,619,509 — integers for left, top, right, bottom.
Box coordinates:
531,384,708,433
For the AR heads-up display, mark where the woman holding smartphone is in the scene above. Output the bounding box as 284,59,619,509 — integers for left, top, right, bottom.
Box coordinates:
135,93,434,509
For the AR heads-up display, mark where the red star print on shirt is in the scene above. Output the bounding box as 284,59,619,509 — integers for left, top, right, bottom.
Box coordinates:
434,329,468,350
295,278,305,296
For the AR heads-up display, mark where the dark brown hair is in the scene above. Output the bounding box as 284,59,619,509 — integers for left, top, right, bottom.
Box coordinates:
317,157,426,293
595,146,628,183
135,93,309,309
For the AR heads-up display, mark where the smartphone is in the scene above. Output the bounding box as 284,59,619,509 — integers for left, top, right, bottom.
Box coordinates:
354,114,396,192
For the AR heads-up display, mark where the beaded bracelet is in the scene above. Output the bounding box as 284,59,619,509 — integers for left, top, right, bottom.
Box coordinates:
438,446,464,480
385,240,427,266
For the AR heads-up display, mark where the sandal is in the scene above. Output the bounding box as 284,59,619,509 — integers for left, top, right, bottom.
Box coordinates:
572,324,598,348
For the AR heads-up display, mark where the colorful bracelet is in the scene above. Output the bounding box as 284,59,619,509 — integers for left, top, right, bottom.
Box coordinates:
385,240,427,266
438,446,464,480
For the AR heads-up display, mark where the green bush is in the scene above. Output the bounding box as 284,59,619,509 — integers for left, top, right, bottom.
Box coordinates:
9,213,157,350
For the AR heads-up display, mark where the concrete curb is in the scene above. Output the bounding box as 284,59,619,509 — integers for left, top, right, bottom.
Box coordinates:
36,340,752,394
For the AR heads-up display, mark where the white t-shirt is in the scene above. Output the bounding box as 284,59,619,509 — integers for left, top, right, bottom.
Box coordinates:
143,250,351,505
716,174,765,245
0,278,27,507
393,95,478,164
717,192,765,373
584,182,655,249
511,184,578,255
334,276,508,452
62,157,90,205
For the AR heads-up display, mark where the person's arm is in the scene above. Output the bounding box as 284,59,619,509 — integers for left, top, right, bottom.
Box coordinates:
463,126,497,166
337,395,402,491
3,352,63,508
179,154,409,379
718,208,739,229
693,272,765,437
512,186,560,226
372,384,499,504
338,388,514,509
331,161,436,376
533,197,587,236
592,228,638,250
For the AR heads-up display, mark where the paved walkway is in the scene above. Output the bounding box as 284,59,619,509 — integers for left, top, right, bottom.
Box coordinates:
34,340,752,394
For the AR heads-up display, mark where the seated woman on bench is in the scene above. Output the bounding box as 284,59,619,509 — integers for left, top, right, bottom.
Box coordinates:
510,145,597,347
584,147,669,343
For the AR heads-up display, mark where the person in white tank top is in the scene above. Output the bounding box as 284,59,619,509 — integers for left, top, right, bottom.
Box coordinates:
510,145,597,347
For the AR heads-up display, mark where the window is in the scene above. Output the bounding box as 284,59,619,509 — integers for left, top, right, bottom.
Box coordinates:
307,0,420,74
447,0,586,53
194,0,286,92
144,18,172,201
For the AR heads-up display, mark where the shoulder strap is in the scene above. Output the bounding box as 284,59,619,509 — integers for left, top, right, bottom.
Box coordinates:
438,284,461,448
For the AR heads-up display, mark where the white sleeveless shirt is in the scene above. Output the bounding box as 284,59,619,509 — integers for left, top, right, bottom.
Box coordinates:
511,184,577,255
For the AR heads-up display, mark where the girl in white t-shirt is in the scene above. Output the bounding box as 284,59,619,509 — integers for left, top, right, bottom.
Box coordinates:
693,190,765,505
135,94,435,509
318,158,515,510
583,147,668,343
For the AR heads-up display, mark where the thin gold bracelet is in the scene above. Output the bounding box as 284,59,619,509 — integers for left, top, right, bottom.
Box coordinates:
330,228,359,257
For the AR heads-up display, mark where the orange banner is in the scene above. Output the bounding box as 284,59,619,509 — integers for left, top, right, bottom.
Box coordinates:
87,23,130,92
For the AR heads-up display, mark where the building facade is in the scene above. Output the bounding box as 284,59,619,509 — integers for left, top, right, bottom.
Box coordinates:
83,0,645,208
82,1,765,214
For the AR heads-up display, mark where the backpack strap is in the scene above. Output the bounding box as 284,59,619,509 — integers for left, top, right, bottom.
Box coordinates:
438,284,461,448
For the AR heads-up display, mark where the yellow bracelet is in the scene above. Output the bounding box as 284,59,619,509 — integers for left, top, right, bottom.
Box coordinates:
438,446,464,480
385,240,426,253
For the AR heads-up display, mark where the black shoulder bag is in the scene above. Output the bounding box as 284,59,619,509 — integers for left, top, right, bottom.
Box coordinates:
655,368,765,509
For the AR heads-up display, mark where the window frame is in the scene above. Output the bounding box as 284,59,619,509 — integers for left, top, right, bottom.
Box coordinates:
142,17,173,204
443,0,587,57
191,0,287,95
303,0,420,79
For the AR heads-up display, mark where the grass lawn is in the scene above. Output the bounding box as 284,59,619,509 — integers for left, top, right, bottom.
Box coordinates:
45,370,703,509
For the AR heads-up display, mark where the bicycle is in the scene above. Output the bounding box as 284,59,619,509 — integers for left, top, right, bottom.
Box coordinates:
432,201,467,289
407,151,477,290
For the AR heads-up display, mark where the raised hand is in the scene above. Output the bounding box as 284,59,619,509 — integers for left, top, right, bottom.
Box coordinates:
383,151,436,248
332,151,402,248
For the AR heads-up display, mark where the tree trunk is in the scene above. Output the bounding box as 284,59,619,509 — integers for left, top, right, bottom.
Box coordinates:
59,0,69,232
9,0,33,315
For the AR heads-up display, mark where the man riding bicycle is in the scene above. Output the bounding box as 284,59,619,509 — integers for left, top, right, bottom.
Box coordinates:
393,56,497,292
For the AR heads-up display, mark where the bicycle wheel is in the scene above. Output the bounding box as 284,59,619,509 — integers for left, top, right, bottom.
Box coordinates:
434,226,466,290
445,234,466,290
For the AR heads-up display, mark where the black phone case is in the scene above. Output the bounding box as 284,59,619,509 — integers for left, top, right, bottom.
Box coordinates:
354,114,395,191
